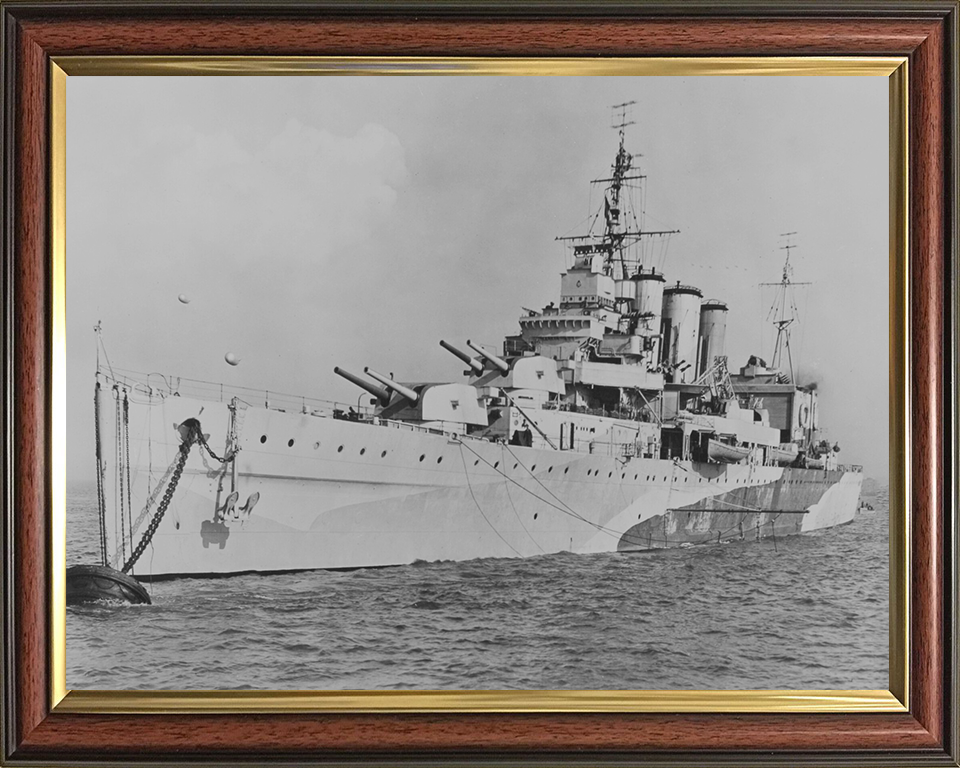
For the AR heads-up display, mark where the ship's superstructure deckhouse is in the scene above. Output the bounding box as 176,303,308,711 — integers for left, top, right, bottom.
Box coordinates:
336,105,838,473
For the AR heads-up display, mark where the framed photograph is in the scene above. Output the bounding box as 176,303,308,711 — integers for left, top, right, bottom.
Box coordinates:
2,3,957,766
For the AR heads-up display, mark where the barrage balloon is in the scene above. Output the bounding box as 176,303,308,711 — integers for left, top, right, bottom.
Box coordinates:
177,294,191,304
224,352,241,366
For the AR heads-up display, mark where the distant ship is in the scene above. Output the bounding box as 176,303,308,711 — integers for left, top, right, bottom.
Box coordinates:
86,105,863,581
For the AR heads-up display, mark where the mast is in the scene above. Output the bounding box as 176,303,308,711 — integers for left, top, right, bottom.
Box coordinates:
760,233,811,382
604,101,638,274
556,102,679,275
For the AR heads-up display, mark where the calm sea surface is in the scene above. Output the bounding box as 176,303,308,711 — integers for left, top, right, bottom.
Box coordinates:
67,482,888,690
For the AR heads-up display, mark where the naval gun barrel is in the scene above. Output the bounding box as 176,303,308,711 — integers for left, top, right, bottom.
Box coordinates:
466,340,510,375
440,340,484,375
364,367,419,404
334,367,390,406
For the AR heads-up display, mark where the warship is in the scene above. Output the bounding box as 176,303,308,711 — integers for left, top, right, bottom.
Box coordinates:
80,105,863,585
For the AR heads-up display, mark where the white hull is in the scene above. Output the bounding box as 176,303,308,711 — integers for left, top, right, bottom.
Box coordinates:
98,393,862,579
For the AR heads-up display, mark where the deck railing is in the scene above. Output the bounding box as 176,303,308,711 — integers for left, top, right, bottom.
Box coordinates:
99,366,376,419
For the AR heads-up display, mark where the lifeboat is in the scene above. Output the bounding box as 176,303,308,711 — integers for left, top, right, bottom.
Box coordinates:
767,445,799,466
707,438,751,464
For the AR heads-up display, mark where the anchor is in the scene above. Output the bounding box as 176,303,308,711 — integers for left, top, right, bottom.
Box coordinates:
219,490,240,520
239,491,260,515
202,491,261,549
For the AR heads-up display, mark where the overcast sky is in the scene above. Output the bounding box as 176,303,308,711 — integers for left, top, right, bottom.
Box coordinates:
66,75,889,482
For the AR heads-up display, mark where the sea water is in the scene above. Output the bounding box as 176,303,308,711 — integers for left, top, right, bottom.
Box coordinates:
66,482,888,690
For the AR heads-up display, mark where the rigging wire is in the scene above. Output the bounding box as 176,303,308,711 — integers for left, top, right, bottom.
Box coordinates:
456,439,765,550
502,442,604,528
457,443,523,557
113,387,122,568
455,438,624,542
93,381,108,566
123,391,134,558
498,444,546,553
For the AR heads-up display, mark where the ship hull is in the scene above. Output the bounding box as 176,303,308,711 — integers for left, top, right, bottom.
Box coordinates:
99,394,862,579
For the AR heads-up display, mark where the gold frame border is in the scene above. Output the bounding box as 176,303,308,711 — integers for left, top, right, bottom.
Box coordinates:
49,56,910,715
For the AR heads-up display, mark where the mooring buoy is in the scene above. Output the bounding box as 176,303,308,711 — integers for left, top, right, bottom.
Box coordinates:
66,564,151,605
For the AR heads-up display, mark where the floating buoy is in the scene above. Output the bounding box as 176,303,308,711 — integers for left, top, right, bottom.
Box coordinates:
66,564,151,605
224,352,240,366
178,293,191,304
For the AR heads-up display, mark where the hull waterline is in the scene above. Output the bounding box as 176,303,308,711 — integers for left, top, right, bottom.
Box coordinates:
99,394,862,580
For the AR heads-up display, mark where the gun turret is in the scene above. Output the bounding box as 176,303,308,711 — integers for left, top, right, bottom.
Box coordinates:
466,340,510,375
334,367,390,406
440,340,484,375
364,367,419,404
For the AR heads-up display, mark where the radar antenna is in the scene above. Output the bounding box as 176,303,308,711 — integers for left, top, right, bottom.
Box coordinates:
555,102,679,277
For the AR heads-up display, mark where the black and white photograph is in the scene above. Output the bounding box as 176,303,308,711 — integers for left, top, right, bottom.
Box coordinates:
65,75,889,691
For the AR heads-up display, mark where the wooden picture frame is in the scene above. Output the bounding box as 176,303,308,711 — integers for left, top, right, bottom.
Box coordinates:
2,2,957,765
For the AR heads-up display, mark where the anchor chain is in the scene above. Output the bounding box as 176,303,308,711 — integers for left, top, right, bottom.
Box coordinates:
120,419,237,575
120,434,193,574
196,430,236,464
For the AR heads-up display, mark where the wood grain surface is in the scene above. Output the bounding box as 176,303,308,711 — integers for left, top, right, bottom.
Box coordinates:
908,16,947,750
2,4,956,765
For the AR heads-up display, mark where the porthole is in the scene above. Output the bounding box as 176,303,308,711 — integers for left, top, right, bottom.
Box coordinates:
260,435,267,444
381,450,388,458
288,439,295,447
634,474,638,480
513,463,518,470
608,471,612,478
533,513,538,520
419,454,425,462
494,461,500,469
337,445,344,453
437,456,443,464
548,466,553,472
531,465,537,472
360,448,366,456
564,467,569,474
474,459,479,466
313,442,320,450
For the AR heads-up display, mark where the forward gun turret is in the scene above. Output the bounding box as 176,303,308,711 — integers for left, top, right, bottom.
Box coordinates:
440,340,484,375
466,339,510,375
365,367,419,404
334,366,390,406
